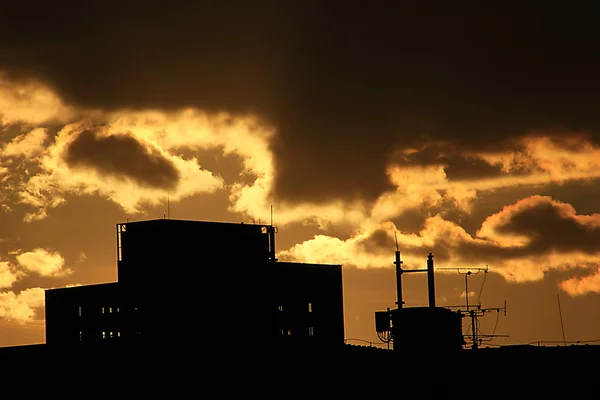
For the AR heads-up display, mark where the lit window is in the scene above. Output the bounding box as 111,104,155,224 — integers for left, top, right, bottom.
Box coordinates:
78,307,82,317
278,305,283,311
279,329,285,335
102,331,106,339
287,329,292,336
109,332,113,338
79,331,83,342
261,227,267,234
117,332,121,337
109,307,112,313
102,307,105,314
308,303,313,313
308,326,314,336
116,307,120,313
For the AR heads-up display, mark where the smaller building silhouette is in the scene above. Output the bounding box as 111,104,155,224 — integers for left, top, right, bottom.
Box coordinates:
45,219,344,351
375,252,465,352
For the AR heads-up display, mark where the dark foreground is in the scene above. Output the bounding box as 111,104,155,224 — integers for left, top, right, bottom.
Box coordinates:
0,343,594,394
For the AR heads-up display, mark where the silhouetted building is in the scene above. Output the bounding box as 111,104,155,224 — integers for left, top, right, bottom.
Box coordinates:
376,306,465,352
45,219,344,351
375,252,466,353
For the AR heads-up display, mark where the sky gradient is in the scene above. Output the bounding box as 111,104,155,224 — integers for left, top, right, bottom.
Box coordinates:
1,2,600,347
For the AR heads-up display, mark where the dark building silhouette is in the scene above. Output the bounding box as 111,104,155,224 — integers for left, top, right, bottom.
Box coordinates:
45,219,344,350
375,252,466,353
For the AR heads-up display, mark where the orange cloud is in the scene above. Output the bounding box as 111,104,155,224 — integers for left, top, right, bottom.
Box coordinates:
16,248,70,277
560,269,600,296
2,127,47,158
281,196,600,291
0,287,45,323
0,261,19,289
0,74,74,125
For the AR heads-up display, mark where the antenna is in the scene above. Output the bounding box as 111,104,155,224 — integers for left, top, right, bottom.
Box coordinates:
270,205,273,227
167,193,170,219
438,266,507,349
557,294,566,345
394,231,399,251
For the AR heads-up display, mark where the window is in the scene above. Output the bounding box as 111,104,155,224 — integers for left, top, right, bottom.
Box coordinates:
117,332,121,338
279,329,285,335
278,305,283,311
79,331,83,342
308,326,314,337
261,227,268,234
116,307,120,313
109,332,113,338
308,303,313,313
102,331,106,339
109,307,112,313
102,307,105,314
78,307,82,317
287,329,292,336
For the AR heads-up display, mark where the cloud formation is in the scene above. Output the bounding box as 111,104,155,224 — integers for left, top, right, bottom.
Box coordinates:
16,248,70,277
0,261,19,289
280,196,600,292
2,127,47,158
0,287,45,323
64,129,180,190
2,3,600,205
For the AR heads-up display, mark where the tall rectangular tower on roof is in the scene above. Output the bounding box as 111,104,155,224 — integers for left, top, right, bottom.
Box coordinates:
116,219,276,288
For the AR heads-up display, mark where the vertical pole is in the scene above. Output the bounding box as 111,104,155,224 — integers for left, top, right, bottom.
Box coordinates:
427,253,436,308
394,251,403,308
465,273,469,312
470,310,478,350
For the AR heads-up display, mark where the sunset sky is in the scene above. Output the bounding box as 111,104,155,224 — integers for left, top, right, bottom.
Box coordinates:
2,2,600,347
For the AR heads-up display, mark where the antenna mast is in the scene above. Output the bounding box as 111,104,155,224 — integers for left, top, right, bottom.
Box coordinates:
167,193,170,219
557,294,567,345
393,232,403,308
438,266,507,349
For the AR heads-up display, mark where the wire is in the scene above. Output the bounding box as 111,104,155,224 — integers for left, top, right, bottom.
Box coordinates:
477,269,488,306
490,310,500,338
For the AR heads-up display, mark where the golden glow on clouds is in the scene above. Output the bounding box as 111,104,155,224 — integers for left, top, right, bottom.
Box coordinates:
561,269,600,296
3,75,600,296
0,74,74,125
282,196,600,290
0,287,45,323
0,247,68,323
478,135,600,183
0,262,19,289
27,122,223,216
2,127,47,158
15,248,70,277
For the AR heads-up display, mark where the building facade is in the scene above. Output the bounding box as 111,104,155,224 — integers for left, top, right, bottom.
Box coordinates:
45,219,344,350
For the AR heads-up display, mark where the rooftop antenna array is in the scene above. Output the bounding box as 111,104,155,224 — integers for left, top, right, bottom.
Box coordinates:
438,266,508,349
376,234,438,348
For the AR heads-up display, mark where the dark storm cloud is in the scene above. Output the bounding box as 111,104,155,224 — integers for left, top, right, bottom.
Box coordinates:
459,196,600,264
355,196,600,266
464,197,600,257
389,144,513,181
64,130,180,190
2,2,600,202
